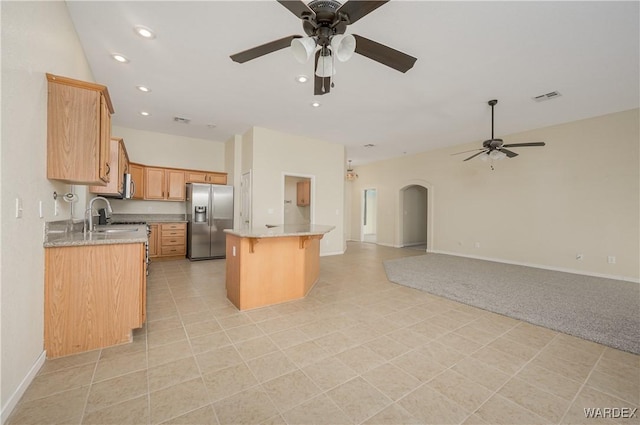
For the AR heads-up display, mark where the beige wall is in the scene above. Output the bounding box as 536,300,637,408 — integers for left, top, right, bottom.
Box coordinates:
0,2,95,420
108,126,226,215
247,127,345,255
349,109,640,281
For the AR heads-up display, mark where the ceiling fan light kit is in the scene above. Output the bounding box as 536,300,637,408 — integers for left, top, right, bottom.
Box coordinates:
230,0,417,95
453,99,547,168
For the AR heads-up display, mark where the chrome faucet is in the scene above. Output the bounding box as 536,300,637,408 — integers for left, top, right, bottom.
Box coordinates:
85,196,113,232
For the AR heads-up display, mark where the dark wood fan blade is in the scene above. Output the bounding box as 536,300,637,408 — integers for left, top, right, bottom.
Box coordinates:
337,1,389,24
277,0,316,20
230,35,301,63
353,34,417,73
502,142,546,148
464,150,488,161
451,148,485,156
314,51,331,95
500,148,519,158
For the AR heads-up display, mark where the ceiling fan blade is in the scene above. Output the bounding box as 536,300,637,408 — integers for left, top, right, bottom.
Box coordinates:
451,148,485,156
352,34,417,73
314,51,331,96
499,148,519,158
502,142,546,148
463,150,488,161
230,35,302,63
276,0,316,20
336,1,389,24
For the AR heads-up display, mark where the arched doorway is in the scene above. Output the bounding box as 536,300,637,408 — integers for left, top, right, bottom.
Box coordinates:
400,185,428,250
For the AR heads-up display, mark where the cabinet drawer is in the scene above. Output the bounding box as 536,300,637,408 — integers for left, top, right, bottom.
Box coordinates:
161,223,186,231
162,230,185,237
161,245,186,256
161,236,185,246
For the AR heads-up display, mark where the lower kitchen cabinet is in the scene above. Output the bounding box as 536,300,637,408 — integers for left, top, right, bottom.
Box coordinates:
44,243,146,358
149,222,187,259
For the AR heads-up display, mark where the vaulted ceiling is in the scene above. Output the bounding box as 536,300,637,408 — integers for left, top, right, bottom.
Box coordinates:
66,1,639,164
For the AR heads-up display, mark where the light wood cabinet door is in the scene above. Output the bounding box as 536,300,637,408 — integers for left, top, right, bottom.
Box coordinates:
145,167,166,200
297,181,310,206
149,224,159,257
47,74,114,185
185,171,227,185
166,170,186,201
129,163,145,200
89,138,129,196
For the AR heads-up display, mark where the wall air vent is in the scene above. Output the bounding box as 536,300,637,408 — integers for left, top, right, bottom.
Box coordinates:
173,116,191,124
533,91,562,102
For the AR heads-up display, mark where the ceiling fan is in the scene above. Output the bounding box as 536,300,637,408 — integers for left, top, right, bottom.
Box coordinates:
454,99,546,162
230,0,417,95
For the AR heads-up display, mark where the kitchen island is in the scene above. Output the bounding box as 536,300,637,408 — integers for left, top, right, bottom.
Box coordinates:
224,224,334,310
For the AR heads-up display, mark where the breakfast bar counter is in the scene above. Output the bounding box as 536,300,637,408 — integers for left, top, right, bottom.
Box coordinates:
224,224,334,310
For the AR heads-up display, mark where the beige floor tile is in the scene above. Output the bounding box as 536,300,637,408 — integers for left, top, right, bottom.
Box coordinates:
586,369,640,405
487,335,541,361
196,345,243,375
281,394,351,425
150,377,210,424
407,320,450,340
147,316,183,334
85,369,147,412
38,350,100,375
471,345,528,375
427,369,493,412
268,328,310,349
301,355,358,391
327,377,393,424
147,307,180,322
391,349,449,382
245,306,281,323
202,362,259,401
312,331,358,355
180,310,218,326
81,394,149,425
364,335,412,360
148,339,192,368
416,341,466,368
543,337,604,367
98,335,147,360
334,344,387,374
339,322,384,345
246,351,298,383
561,386,630,424
225,323,265,343
454,324,498,345
184,319,222,339
595,355,640,383
261,370,321,412
22,363,95,402
475,394,548,425
147,326,188,348
436,332,484,354
499,377,571,423
530,350,595,382
93,349,147,382
216,313,252,330
461,413,491,424
148,356,201,392
213,387,279,425
7,385,88,425
362,403,422,425
159,405,218,425
452,357,511,391
283,340,330,367
362,363,422,401
503,323,557,349
601,347,640,367
235,335,279,361
516,363,583,401
398,384,470,424
189,330,232,354
257,315,300,334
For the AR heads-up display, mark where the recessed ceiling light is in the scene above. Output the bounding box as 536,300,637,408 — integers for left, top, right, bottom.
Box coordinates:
136,85,151,93
140,111,151,116
295,75,309,83
311,101,321,108
134,25,156,39
111,54,129,63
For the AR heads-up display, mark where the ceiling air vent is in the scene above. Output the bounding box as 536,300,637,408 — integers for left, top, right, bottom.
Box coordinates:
533,91,562,102
173,116,191,124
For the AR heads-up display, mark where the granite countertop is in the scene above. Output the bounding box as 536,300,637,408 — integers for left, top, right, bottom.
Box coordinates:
111,214,187,223
224,224,335,238
44,224,148,248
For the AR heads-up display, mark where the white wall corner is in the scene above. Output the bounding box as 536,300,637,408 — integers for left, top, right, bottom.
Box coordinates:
1,351,46,425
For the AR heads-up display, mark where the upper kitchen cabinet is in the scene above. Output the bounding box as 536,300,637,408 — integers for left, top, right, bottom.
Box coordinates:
129,163,145,200
89,138,130,196
46,73,113,185
297,180,310,206
186,170,227,185
144,167,185,201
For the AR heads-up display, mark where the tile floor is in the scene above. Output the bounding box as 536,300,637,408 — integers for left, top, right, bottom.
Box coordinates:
7,242,640,424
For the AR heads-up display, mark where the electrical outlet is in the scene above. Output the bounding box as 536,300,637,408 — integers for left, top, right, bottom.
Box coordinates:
576,253,583,261
39,200,44,218
608,256,616,264
15,198,23,218
54,199,59,216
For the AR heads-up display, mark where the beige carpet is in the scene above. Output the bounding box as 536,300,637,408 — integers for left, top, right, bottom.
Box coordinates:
384,253,640,354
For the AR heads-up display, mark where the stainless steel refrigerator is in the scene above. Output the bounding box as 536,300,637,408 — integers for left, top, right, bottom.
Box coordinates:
186,183,234,260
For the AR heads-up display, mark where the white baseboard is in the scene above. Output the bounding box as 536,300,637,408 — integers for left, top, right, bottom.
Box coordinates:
402,242,428,247
321,250,345,257
1,350,46,425
431,250,640,284
376,242,402,248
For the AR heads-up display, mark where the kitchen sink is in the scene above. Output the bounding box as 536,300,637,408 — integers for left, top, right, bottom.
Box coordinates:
92,228,139,234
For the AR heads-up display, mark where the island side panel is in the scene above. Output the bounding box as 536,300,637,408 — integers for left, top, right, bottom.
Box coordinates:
302,236,321,296
225,233,241,308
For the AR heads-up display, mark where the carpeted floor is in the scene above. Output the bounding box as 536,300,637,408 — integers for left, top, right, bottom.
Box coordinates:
384,253,640,354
